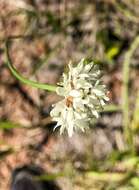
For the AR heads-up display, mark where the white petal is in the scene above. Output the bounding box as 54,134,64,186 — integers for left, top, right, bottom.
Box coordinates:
69,90,81,97
100,99,105,106
84,63,93,72
76,119,88,130
68,124,74,137
92,110,99,118
53,123,60,131
60,124,66,135
77,61,84,73
67,108,74,137
104,96,109,101
56,87,65,96
92,89,104,96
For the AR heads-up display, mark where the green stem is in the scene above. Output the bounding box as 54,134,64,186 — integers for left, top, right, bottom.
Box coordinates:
131,91,139,131
5,40,57,92
102,104,122,113
122,35,139,152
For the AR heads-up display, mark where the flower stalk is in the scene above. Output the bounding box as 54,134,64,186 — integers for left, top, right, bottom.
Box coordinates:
5,40,57,92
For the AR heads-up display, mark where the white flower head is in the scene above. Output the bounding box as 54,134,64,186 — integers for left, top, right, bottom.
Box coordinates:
50,58,109,137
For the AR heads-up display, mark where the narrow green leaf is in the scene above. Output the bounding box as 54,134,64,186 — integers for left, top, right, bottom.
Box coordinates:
36,173,65,181
0,121,20,129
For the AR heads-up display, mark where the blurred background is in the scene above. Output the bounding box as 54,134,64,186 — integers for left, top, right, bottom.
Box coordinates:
0,0,139,189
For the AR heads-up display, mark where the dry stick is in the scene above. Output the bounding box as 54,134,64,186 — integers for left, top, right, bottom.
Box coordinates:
122,35,139,152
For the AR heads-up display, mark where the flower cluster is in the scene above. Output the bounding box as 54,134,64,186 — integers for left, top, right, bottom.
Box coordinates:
50,59,109,137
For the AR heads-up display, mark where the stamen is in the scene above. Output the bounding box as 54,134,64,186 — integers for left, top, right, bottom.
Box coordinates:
66,96,73,107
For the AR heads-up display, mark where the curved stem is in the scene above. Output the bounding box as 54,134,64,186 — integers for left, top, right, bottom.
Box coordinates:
5,40,57,92
122,35,139,153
